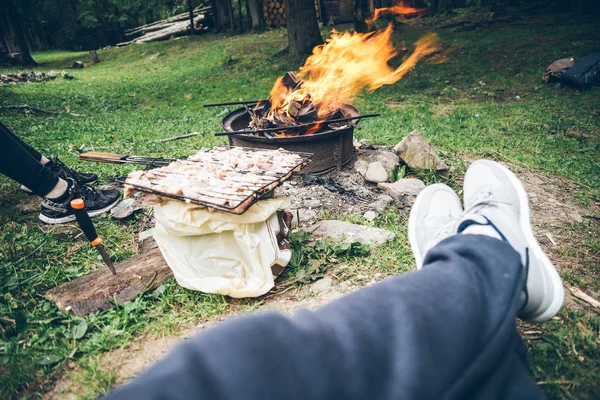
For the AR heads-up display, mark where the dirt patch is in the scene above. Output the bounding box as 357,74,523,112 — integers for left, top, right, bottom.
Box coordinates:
516,166,600,308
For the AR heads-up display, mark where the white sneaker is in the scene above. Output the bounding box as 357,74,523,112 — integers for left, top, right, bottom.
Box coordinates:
460,160,564,323
408,184,463,269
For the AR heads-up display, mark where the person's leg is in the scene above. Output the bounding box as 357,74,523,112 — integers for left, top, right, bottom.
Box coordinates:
105,234,541,400
0,121,59,196
0,121,45,162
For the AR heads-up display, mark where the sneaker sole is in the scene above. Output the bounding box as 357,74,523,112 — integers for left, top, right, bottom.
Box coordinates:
468,160,564,322
408,184,462,269
38,197,120,225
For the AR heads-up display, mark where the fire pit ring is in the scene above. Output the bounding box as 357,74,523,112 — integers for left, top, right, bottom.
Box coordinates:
222,104,360,175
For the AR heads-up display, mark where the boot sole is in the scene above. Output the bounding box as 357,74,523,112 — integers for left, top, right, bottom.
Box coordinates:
468,161,564,323
38,197,120,225
408,184,462,269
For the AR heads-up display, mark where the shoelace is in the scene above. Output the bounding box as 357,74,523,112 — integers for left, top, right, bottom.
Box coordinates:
462,187,512,216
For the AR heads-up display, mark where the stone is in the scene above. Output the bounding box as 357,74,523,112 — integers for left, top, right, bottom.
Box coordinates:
138,229,157,253
303,199,322,209
368,194,394,212
291,208,318,228
363,210,377,221
110,198,142,219
393,130,449,173
354,150,399,177
303,220,395,248
378,178,426,206
364,161,389,183
47,70,58,79
61,71,74,80
310,276,333,294
72,61,84,69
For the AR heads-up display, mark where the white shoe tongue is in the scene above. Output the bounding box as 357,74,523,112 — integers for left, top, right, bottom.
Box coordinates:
462,223,503,241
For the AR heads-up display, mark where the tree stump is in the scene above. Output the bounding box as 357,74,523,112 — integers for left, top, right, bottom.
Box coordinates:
89,50,100,64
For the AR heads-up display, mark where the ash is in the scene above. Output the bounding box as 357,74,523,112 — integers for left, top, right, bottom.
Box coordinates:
277,168,381,228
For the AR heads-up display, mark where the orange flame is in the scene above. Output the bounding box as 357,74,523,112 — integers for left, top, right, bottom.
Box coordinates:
366,2,425,27
267,25,440,124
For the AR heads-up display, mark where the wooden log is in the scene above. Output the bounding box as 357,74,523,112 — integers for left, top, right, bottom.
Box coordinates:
44,244,172,316
125,6,211,36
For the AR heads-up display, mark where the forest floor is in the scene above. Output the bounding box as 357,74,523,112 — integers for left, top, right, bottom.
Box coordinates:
1,9,599,399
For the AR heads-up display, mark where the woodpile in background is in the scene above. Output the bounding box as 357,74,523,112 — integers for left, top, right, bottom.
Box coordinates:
263,0,322,28
0,70,74,85
117,4,211,46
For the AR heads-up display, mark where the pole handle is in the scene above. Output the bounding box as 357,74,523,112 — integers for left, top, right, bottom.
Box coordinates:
70,199,100,245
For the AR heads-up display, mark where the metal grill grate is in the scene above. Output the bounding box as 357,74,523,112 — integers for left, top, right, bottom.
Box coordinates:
117,147,313,214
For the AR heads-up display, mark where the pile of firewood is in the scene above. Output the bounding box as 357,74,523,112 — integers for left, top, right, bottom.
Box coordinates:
263,0,322,28
263,0,287,28
117,4,211,46
0,70,74,85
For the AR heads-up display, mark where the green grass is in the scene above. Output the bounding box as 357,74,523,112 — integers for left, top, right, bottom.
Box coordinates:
1,12,599,399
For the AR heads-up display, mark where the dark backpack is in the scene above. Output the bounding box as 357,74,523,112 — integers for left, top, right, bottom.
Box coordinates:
561,52,600,90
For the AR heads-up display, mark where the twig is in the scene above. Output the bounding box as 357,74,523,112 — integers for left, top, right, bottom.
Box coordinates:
0,104,59,114
570,287,600,309
153,132,199,143
536,380,574,386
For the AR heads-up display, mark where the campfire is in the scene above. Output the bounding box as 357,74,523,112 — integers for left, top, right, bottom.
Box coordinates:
226,23,439,138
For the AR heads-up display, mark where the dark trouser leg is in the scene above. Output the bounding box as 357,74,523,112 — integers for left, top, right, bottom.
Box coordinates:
106,235,543,400
0,121,58,196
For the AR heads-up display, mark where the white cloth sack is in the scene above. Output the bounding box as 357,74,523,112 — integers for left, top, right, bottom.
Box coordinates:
152,197,292,298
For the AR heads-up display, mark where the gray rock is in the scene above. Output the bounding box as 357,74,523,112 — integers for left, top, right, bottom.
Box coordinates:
303,220,395,248
310,276,333,294
368,194,394,212
110,198,142,219
47,70,58,79
363,210,377,221
303,199,322,209
355,150,399,177
393,130,448,173
292,208,318,228
61,71,74,80
72,61,85,69
364,161,389,183
378,178,426,206
138,228,157,253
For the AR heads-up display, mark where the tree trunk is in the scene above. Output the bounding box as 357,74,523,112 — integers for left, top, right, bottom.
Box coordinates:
210,0,232,31
0,0,36,66
285,0,323,58
188,0,196,34
237,0,244,32
227,0,237,30
247,0,265,29
353,0,371,32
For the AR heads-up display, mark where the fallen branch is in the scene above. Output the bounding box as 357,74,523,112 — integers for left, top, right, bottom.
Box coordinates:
0,104,59,114
570,287,600,309
153,131,199,143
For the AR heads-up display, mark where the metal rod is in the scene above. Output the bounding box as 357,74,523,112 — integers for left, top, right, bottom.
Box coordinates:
214,113,381,136
203,99,269,108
